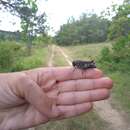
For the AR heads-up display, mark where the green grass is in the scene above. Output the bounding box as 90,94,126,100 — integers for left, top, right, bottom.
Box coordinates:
62,42,111,61
0,41,50,72
53,46,69,66
36,111,109,130
11,46,50,71
109,71,130,116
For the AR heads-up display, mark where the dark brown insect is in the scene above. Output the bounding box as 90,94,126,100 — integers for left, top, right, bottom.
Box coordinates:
72,60,96,70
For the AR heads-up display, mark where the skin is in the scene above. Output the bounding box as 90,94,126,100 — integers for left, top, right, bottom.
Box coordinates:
0,67,113,130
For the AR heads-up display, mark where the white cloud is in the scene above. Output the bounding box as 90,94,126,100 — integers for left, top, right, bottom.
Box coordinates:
0,11,21,31
42,0,123,35
0,0,123,35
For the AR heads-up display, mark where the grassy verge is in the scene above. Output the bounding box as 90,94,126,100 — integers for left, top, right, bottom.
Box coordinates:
11,46,50,71
62,42,130,119
109,72,130,117
0,42,50,72
36,111,108,130
62,42,111,61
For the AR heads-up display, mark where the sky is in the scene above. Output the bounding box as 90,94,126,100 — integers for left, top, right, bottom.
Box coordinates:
0,0,124,35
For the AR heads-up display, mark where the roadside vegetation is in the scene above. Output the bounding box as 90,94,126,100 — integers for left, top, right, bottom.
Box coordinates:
0,41,50,72
98,36,130,116
36,111,109,130
62,42,111,61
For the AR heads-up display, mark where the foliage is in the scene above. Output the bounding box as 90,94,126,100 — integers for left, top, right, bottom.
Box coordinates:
20,2,48,40
98,35,130,71
108,1,130,40
20,0,48,54
0,0,49,55
11,46,49,71
110,71,130,114
55,0,130,45
0,42,23,70
0,30,21,41
0,0,29,16
0,41,49,72
55,14,110,45
33,35,53,46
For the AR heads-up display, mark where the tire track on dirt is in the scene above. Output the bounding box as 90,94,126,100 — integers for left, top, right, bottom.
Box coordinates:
57,45,130,130
48,45,55,67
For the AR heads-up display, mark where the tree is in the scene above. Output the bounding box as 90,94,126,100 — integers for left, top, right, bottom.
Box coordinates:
55,13,110,45
108,0,130,39
0,0,48,54
20,0,48,54
0,0,31,17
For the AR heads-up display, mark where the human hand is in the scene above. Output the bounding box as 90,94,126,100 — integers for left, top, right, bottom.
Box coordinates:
0,67,113,130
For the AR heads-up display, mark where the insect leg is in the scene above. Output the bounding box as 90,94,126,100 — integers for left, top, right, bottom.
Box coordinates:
73,66,77,72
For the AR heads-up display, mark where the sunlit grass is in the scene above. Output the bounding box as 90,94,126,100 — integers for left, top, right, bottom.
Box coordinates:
53,46,69,66
11,46,50,71
62,42,111,61
36,111,109,130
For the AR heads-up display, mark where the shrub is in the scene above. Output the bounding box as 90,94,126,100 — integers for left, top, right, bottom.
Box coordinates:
11,47,48,72
11,57,43,71
0,42,23,71
98,35,130,72
99,47,112,62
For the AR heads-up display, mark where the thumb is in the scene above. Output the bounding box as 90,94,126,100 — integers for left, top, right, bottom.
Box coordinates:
21,77,60,119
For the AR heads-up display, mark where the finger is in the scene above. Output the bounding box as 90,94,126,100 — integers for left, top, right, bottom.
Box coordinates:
57,89,110,105
20,77,60,118
58,77,113,93
57,102,92,119
51,67,103,81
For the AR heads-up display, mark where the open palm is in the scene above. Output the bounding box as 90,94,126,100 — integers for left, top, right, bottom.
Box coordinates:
0,67,113,130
